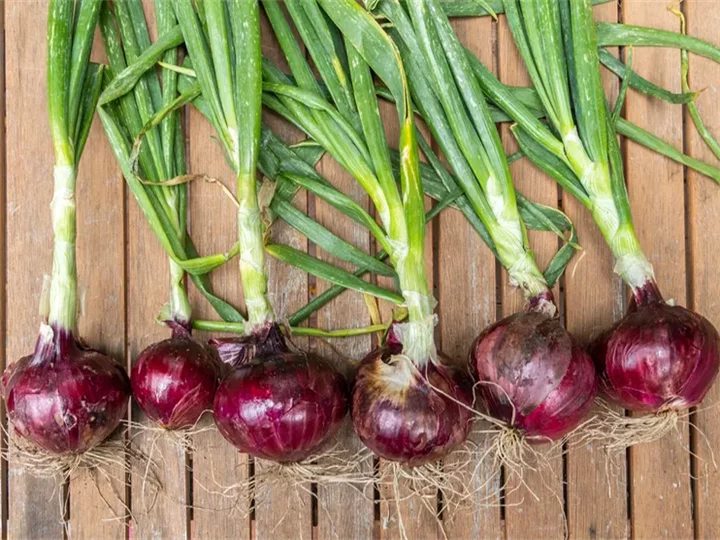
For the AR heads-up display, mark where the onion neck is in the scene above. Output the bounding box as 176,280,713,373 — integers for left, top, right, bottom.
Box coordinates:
48,163,78,333
562,128,656,299
237,170,275,334
393,242,436,368
169,258,191,327
494,231,551,307
631,279,664,308
527,290,558,317
166,191,192,326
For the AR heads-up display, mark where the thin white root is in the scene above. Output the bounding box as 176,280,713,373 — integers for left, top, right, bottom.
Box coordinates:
122,414,216,515
124,412,216,453
578,400,684,454
573,400,718,502
378,434,526,540
3,431,161,526
191,440,375,519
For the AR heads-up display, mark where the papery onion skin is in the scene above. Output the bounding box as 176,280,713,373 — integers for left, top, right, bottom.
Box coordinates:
351,339,473,466
592,281,720,412
2,325,130,455
212,324,348,462
471,302,597,441
131,322,218,430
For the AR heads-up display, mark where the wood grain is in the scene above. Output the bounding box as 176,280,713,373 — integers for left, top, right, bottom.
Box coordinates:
441,14,502,540
565,3,629,540
248,12,313,540
374,98,439,540
124,4,189,539
186,78,249,540
5,2,65,537
313,137,375,540
3,2,720,539
0,0,7,535
685,1,720,539
623,1,693,539
70,87,127,540
497,15,565,540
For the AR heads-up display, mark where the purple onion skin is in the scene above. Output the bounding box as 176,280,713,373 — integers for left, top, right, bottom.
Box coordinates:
131,322,218,430
471,297,598,442
592,281,720,412
212,324,348,462
2,325,130,455
351,336,474,466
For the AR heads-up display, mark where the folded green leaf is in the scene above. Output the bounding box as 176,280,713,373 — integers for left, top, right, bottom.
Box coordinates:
596,22,720,65
98,25,183,105
598,48,696,105
266,244,405,304
272,198,395,277
616,119,720,185
394,0,611,18
74,63,105,162
68,0,103,143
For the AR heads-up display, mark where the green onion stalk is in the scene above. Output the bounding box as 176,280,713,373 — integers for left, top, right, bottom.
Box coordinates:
94,5,408,337
257,0,475,468
454,0,720,445
1,0,130,464
396,0,720,185
97,1,219,432
171,0,349,465
362,0,598,472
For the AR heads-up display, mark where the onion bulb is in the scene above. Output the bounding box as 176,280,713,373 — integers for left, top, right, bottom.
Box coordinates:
2,324,130,455
592,281,720,412
211,323,348,462
351,326,474,466
471,293,598,441
131,322,218,430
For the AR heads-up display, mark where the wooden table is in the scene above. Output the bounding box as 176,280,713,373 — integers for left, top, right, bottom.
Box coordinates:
3,1,720,539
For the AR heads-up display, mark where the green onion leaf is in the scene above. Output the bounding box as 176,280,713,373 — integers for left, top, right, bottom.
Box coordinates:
266,244,405,304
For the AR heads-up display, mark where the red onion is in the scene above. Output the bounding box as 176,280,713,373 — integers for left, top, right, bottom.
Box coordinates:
211,323,348,462
2,324,130,455
351,327,474,466
592,281,720,412
131,322,218,430
471,293,598,441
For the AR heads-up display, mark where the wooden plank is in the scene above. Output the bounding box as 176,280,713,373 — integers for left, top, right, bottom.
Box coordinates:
622,2,693,539
186,71,249,540
252,125,312,540
248,11,313,540
497,15,566,540
0,0,7,535
685,2,720,539
441,14,502,540
69,49,127,540
565,3,629,540
375,100,438,540
378,199,438,540
5,2,64,537
313,142,375,539
125,3,190,540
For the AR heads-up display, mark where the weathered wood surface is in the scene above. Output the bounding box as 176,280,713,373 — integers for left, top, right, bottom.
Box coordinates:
3,2,720,539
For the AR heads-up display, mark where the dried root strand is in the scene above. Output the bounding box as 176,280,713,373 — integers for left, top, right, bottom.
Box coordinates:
572,400,718,501
4,430,162,526
577,400,685,454
4,425,158,488
377,434,526,540
124,412,217,453
190,440,376,520
123,414,216,515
